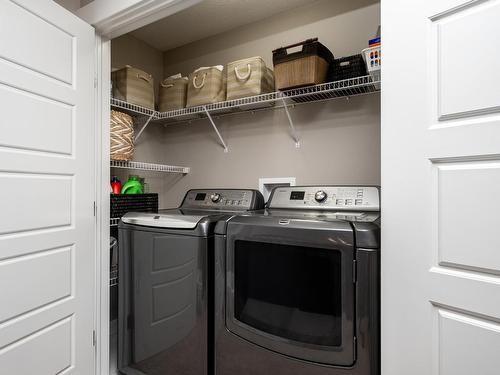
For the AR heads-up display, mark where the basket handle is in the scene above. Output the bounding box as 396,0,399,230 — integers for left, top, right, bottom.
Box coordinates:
160,79,174,88
273,38,318,54
137,73,152,83
234,64,252,81
193,73,206,89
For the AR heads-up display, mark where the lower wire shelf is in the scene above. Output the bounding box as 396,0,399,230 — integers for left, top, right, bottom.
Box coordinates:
110,160,190,174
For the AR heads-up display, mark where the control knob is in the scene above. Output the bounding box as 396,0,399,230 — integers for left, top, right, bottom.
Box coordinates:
210,193,221,203
314,190,327,203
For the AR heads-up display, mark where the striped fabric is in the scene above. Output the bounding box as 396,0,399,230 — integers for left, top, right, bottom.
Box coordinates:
110,110,134,161
226,57,275,100
158,76,188,111
112,66,155,109
186,67,226,107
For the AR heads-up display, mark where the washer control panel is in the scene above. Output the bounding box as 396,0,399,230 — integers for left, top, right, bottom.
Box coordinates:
181,189,260,210
268,186,380,211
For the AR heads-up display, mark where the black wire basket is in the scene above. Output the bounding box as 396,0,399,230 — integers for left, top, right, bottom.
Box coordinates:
110,193,158,218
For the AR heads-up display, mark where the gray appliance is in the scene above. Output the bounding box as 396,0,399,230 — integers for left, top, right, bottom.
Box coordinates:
214,186,380,375
118,189,264,375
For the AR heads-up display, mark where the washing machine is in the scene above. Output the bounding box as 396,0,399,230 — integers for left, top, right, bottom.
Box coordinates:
214,186,380,375
117,189,264,375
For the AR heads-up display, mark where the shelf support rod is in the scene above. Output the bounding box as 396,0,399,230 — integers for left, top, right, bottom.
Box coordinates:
203,106,229,153
281,97,300,148
134,112,155,143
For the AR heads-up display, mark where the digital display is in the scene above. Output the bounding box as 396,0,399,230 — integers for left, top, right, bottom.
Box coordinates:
195,193,206,201
290,191,305,200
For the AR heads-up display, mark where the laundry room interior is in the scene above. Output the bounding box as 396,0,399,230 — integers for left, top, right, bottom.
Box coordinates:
109,0,381,208
106,0,382,374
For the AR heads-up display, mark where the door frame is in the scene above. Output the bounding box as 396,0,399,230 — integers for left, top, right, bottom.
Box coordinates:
90,1,203,374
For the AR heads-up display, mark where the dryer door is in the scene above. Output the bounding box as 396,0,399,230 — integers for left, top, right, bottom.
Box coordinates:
225,216,356,366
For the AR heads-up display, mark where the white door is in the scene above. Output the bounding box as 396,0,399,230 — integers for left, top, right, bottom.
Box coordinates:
382,0,500,374
0,1,95,374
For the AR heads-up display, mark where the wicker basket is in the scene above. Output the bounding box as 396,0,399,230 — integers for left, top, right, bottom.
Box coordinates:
111,65,155,109
226,57,275,100
158,75,188,111
272,38,333,90
110,110,134,161
187,66,226,107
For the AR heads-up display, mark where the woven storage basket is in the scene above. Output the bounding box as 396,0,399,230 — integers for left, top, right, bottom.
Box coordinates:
187,66,226,107
272,38,333,90
158,75,188,111
111,65,155,109
226,57,275,100
110,110,134,161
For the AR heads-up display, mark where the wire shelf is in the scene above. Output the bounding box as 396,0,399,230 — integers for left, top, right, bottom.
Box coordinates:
111,98,157,118
110,75,379,126
110,217,120,227
155,75,380,125
110,160,190,174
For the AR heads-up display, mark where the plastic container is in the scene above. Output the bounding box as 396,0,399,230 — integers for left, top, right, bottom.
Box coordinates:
121,175,143,194
111,176,122,194
272,38,334,90
362,46,381,89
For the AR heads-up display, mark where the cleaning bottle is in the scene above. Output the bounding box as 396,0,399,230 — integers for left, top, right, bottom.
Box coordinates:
121,175,143,194
111,176,122,194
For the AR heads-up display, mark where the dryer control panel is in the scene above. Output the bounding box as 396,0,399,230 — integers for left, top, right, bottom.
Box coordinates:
181,189,264,211
268,186,380,211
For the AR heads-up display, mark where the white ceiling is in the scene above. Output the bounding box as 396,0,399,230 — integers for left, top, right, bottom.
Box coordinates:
130,0,318,52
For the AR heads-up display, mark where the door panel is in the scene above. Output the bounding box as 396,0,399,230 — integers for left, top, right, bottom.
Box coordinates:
0,173,72,234
132,232,201,363
436,160,500,273
437,308,500,375
383,0,500,373
0,246,72,323
0,83,73,154
0,1,74,84
0,317,73,375
0,1,95,374
434,1,500,119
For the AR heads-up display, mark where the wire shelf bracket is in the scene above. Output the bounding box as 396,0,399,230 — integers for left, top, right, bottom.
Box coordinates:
281,98,300,148
203,106,229,153
134,112,155,143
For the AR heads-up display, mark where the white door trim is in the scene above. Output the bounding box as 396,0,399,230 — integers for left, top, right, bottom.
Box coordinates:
76,0,203,39
95,34,111,375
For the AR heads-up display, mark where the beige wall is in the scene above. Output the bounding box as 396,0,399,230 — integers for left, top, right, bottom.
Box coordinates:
163,0,380,76
111,0,381,208
159,0,381,207
111,34,164,99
